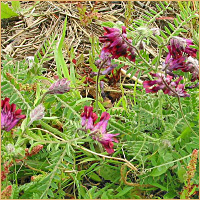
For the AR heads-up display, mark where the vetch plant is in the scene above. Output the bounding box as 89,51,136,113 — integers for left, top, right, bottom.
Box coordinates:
96,25,198,137
1,1,199,199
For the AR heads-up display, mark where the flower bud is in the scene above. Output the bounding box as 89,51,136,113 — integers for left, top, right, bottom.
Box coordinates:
25,145,43,157
48,78,70,94
1,185,12,199
6,144,15,154
151,28,160,36
137,41,146,50
30,104,45,123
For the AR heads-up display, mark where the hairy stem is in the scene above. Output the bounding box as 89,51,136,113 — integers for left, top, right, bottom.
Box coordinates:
121,35,154,71
40,92,49,104
95,58,110,115
96,65,104,116
75,144,137,171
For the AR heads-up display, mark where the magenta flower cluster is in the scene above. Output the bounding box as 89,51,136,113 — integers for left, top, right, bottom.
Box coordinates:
99,26,136,62
144,36,198,97
93,26,136,76
81,106,119,154
143,73,190,97
165,36,198,82
1,98,26,132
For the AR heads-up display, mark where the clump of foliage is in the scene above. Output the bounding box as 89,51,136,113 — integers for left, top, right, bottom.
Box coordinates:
77,2,101,26
1,1,199,199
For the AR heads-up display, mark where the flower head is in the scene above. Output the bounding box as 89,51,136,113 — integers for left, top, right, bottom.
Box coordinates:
165,56,199,82
91,112,120,154
99,26,136,62
5,144,15,154
48,78,70,94
81,107,120,154
184,57,199,82
170,37,197,58
166,37,197,62
143,73,189,97
81,106,98,130
1,98,26,132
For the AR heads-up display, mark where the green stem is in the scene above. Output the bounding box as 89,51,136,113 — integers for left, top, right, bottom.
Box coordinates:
15,162,18,185
158,91,166,128
156,47,162,72
145,151,198,172
161,77,197,137
96,65,103,116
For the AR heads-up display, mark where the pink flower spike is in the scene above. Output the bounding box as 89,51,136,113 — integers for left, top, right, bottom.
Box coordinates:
166,37,197,62
80,107,120,154
81,106,98,130
143,73,189,97
91,111,120,154
99,26,136,62
1,98,26,132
